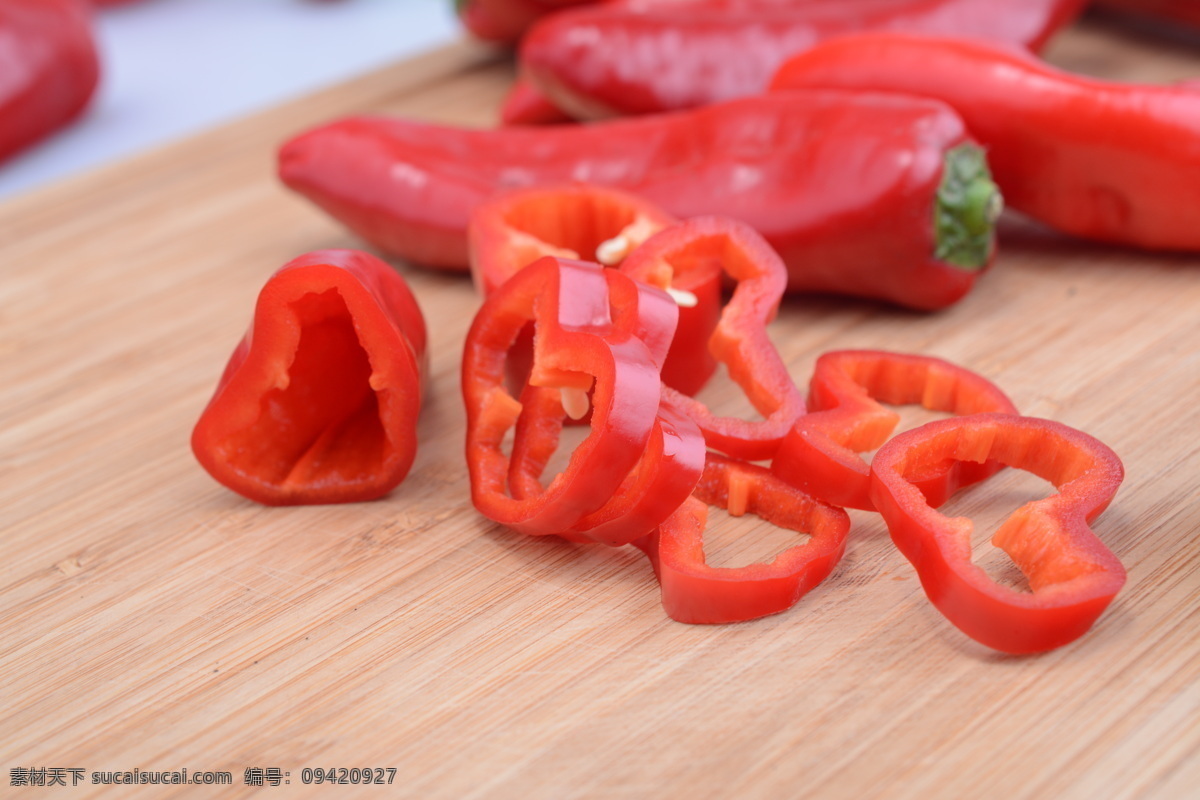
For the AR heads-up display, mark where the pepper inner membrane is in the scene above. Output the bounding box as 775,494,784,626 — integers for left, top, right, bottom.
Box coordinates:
228,289,386,488
501,193,642,259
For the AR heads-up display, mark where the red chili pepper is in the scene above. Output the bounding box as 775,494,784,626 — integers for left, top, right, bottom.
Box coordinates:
191,250,428,505
771,350,1018,511
456,0,596,44
499,77,577,126
0,0,100,163
623,217,805,461
635,454,850,625
519,0,1086,118
279,91,1000,310
771,32,1200,251
869,413,1127,654
464,256,676,537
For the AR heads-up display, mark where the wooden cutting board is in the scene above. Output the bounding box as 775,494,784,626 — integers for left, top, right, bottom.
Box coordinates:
3,15,1198,799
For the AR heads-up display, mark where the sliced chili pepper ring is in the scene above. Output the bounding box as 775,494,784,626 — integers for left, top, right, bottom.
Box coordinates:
464,256,667,536
469,183,677,297
772,349,1018,511
636,454,850,624
869,412,1127,654
509,392,706,546
623,217,805,461
191,249,427,505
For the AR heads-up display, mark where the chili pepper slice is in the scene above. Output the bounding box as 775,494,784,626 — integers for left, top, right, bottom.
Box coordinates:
519,0,1087,118
623,217,805,461
770,32,1200,251
469,183,678,297
191,250,428,505
278,91,1000,310
1,0,100,163
635,454,850,625
869,413,1127,654
509,391,706,546
772,350,1018,511
464,256,671,536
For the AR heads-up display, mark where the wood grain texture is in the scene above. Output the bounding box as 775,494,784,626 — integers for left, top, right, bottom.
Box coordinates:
2,18,1199,799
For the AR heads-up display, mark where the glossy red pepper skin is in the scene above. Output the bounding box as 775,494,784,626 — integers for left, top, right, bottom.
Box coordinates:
623,217,805,461
772,32,1200,251
191,250,428,505
464,257,673,537
869,413,1127,654
635,454,850,625
0,0,100,163
772,350,1018,511
519,0,1086,118
279,91,987,310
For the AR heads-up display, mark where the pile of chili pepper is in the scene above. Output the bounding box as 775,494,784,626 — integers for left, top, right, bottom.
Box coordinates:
457,203,1127,654
188,0,1173,656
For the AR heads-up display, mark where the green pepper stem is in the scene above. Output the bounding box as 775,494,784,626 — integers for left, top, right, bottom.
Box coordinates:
934,144,1002,270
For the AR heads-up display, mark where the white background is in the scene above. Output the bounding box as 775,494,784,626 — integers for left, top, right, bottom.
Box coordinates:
0,0,461,201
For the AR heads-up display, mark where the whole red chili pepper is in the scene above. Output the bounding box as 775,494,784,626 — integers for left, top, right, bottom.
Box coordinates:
464,256,675,537
0,0,100,163
771,350,1018,511
191,250,428,505
634,453,850,625
279,91,1000,310
771,32,1200,251
622,217,805,462
518,0,1087,118
869,413,1127,654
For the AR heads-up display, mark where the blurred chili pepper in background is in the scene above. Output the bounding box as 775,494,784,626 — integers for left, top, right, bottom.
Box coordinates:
0,0,100,163
518,0,1088,118
772,32,1200,251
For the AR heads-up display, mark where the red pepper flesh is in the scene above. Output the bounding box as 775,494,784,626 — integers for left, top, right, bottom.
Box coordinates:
279,91,996,310
772,350,1018,511
869,413,1127,654
771,32,1200,251
469,182,678,297
635,454,850,625
191,250,428,505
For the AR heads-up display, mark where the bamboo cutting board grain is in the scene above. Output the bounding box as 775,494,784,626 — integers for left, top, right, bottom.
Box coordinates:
2,16,1200,799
